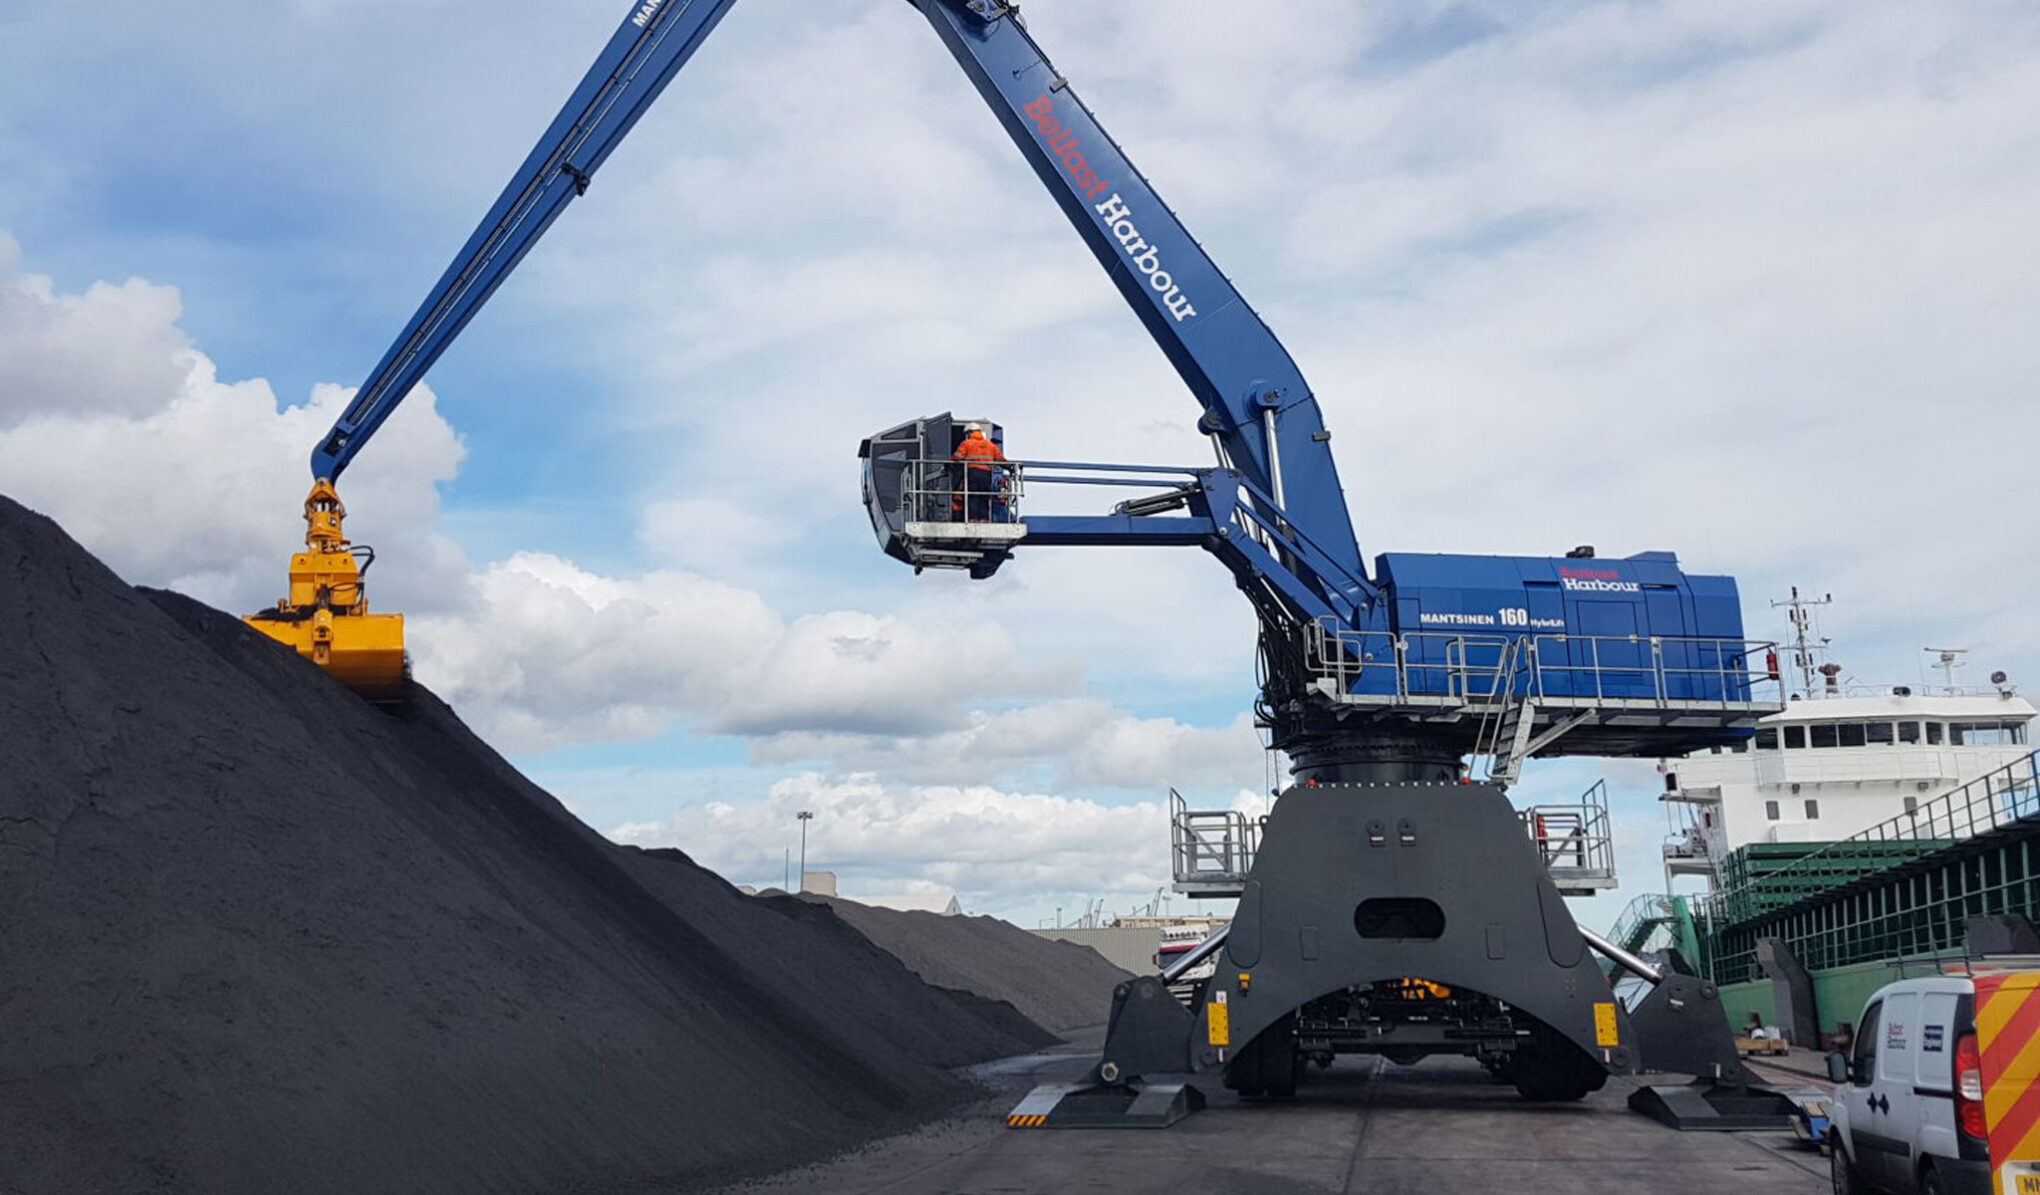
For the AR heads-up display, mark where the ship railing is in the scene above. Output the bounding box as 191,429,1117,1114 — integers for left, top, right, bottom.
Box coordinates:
1303,623,1781,709
1698,747,2040,933
1606,893,1678,957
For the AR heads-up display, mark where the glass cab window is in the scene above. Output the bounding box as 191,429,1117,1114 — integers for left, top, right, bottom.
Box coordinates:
1838,723,1867,748
1898,721,1921,744
1811,724,1840,749
1784,725,1807,749
1866,722,1894,746
1927,722,1945,745
1755,728,1780,750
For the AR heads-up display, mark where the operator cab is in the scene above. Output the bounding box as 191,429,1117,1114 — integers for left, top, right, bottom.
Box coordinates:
859,412,1025,579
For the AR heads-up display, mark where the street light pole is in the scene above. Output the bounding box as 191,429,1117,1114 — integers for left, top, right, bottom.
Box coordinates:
796,810,814,893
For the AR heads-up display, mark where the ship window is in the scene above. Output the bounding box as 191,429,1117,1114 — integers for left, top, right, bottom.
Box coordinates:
1952,722,2019,747
1755,728,1779,750
1811,724,1840,749
1783,726,1807,749
1765,800,1781,820
2019,724,2031,746
1898,721,1921,744
1866,722,1894,746
1927,722,1945,745
1805,799,1820,819
1838,723,1867,748
1904,796,1918,814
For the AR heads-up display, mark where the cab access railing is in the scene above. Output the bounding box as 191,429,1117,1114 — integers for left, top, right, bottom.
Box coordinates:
896,457,1028,525
1522,779,1618,891
1170,789,1259,893
1302,622,1780,708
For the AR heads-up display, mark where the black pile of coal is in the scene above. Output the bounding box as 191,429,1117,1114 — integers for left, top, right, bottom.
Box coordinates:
0,496,1050,1195
814,897,1133,1033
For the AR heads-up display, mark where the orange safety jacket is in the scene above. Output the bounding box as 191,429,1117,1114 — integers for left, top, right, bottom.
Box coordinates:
952,433,1006,470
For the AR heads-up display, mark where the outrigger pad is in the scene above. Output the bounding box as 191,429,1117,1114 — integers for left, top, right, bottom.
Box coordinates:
1628,1080,1801,1131
1627,972,1759,1086
1006,1081,1205,1129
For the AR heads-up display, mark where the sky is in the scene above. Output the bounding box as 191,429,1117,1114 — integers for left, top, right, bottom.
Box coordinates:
2,0,2036,931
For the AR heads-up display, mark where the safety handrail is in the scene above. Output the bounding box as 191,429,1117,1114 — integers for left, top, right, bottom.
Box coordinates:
1303,622,1779,709
1170,789,1258,885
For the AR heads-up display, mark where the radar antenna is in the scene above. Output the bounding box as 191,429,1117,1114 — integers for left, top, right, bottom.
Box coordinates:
1925,647,1969,695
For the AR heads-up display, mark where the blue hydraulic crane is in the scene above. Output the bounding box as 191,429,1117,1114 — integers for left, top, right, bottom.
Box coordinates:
247,0,1786,1117
246,0,746,689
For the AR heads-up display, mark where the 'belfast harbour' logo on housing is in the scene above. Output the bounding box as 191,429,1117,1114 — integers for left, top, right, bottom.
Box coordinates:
1559,566,1641,594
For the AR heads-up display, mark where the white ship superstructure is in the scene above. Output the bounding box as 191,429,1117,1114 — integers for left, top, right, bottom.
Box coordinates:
1660,597,2034,887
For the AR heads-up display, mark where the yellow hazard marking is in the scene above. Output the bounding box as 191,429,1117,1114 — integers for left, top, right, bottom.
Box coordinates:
1208,999,1231,1047
1977,973,2040,1192
1594,1001,1620,1048
1006,1114,1047,1128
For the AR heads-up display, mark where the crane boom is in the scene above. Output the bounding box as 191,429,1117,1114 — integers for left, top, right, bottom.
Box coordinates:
310,0,744,481
905,1,1364,585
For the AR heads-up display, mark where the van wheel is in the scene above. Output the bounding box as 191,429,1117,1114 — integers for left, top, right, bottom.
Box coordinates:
1829,1136,1863,1195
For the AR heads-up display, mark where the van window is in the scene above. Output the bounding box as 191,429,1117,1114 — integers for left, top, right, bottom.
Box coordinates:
1880,992,1921,1085
1853,1000,1882,1086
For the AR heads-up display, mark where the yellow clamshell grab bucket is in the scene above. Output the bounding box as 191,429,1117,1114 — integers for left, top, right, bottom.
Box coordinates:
243,480,408,701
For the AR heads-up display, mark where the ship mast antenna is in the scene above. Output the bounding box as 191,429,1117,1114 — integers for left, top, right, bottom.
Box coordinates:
1925,647,1969,695
1771,587,1834,700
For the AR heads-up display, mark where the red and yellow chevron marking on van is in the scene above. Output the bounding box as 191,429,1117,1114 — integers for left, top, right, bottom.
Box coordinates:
1975,972,2040,1192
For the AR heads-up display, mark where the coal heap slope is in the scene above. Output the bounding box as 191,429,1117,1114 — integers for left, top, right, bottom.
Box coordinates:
0,496,1046,1195
815,897,1135,1033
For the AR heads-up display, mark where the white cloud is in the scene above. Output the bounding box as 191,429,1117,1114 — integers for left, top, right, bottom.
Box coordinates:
611,772,1200,919
409,550,1078,752
752,699,1269,794
0,244,468,615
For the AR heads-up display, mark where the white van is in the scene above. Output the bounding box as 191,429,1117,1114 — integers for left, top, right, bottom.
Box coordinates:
1825,975,1994,1195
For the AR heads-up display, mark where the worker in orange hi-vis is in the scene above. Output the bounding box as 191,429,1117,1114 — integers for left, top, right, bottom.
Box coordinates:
951,425,1007,523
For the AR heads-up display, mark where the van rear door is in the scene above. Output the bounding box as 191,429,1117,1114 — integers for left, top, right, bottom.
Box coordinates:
1873,991,1925,1187
1914,988,1963,1165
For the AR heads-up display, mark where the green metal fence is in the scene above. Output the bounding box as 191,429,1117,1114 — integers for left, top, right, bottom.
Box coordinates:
1698,749,2040,985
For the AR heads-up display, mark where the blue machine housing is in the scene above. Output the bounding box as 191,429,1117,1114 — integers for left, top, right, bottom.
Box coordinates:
1376,551,1754,704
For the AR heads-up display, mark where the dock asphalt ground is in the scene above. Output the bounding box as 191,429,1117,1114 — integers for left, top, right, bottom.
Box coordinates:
713,1029,1829,1195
